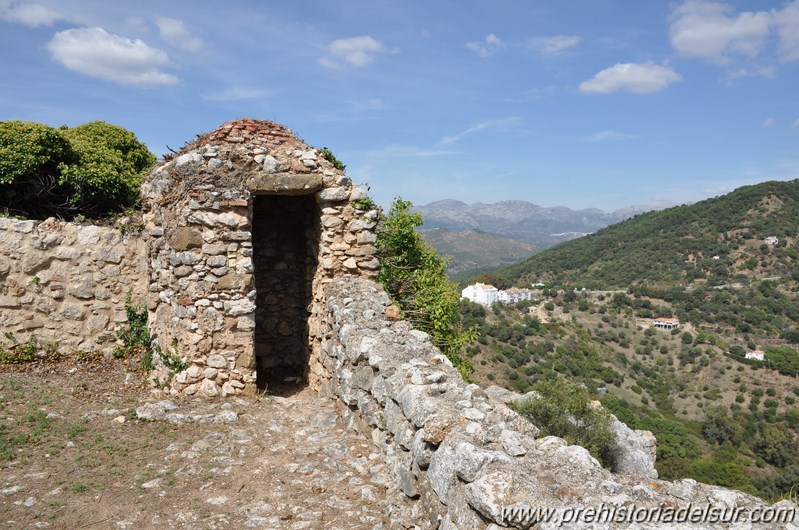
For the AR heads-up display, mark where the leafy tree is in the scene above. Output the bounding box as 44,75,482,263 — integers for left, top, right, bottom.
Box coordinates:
376,198,477,379
701,406,743,446
689,458,752,490
754,424,799,467
59,121,155,216
512,379,617,468
765,347,799,376
0,120,154,219
754,466,799,501
0,121,76,216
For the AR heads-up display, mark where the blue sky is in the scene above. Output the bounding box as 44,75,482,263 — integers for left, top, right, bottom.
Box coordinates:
1,1,798,211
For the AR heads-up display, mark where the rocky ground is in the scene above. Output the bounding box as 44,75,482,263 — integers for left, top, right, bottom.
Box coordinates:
0,358,389,529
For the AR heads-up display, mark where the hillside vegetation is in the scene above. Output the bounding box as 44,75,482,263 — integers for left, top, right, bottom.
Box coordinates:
421,228,537,279
491,180,799,289
0,120,155,219
460,179,799,501
459,293,799,501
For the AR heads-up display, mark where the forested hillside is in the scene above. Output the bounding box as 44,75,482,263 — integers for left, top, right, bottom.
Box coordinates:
490,180,799,289
421,228,537,279
459,292,799,501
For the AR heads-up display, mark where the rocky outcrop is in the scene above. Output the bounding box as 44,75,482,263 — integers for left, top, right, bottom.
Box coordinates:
320,277,797,529
483,386,658,479
609,417,658,479
0,217,147,355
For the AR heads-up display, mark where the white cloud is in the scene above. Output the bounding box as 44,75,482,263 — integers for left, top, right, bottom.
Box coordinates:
793,118,799,130
0,1,66,27
320,36,386,68
579,130,638,142
439,117,521,146
579,62,682,94
535,35,581,55
47,27,178,86
762,117,776,128
466,33,506,58
773,1,799,62
669,0,771,61
156,17,204,53
724,65,777,83
202,87,271,101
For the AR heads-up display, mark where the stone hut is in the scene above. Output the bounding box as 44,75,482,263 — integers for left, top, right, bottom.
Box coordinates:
141,118,379,397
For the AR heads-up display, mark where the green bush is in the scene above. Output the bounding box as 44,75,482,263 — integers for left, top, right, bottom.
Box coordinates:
59,121,155,216
319,147,346,171
113,291,151,365
0,121,76,216
376,198,477,379
0,120,154,219
512,379,617,468
689,458,752,490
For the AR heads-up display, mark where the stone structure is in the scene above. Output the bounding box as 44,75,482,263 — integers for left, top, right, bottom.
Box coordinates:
0,217,146,355
320,277,797,529
1,119,796,528
141,118,378,397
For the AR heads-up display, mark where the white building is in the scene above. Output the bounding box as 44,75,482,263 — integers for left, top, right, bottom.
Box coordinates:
745,350,765,361
652,317,680,330
461,283,500,307
765,236,779,245
462,284,534,306
498,288,535,304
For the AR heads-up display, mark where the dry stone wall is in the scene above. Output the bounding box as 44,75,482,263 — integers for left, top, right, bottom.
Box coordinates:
0,217,147,355
141,118,379,397
321,277,798,529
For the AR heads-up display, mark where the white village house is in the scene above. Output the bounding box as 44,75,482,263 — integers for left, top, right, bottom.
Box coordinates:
498,288,536,304
652,317,680,330
461,283,499,306
462,283,534,306
745,350,765,361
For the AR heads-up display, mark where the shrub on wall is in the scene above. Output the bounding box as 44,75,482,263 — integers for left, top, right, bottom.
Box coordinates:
0,121,77,217
512,379,617,468
59,121,156,217
376,197,477,379
0,120,155,219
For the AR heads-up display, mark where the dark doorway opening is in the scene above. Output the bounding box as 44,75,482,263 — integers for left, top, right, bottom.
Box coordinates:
252,194,319,395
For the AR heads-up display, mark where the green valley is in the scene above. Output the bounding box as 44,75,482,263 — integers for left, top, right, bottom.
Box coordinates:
452,180,799,502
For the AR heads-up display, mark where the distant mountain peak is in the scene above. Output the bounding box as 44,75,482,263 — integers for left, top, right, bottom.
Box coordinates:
414,199,657,248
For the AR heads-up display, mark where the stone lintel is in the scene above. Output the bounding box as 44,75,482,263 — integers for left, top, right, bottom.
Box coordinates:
248,172,323,195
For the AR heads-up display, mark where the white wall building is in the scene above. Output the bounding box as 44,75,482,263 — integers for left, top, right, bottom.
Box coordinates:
497,288,535,304
745,350,765,361
461,283,500,306
462,284,533,306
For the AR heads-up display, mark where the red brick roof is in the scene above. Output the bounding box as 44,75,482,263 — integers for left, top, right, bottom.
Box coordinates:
206,118,300,148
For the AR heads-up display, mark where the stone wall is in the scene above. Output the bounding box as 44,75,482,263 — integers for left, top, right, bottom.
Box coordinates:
141,118,379,397
0,217,147,355
320,277,797,529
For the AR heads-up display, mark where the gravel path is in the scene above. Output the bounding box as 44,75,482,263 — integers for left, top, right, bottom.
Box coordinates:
1,368,390,529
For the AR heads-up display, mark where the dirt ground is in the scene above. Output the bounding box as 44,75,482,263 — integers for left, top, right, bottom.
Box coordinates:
0,358,389,529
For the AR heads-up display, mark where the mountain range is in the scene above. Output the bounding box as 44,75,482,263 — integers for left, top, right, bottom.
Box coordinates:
490,179,799,289
414,199,656,277
415,199,655,247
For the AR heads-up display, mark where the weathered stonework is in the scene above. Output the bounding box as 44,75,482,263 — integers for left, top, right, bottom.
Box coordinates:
0,217,147,354
320,277,798,529
4,118,793,528
141,118,378,397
